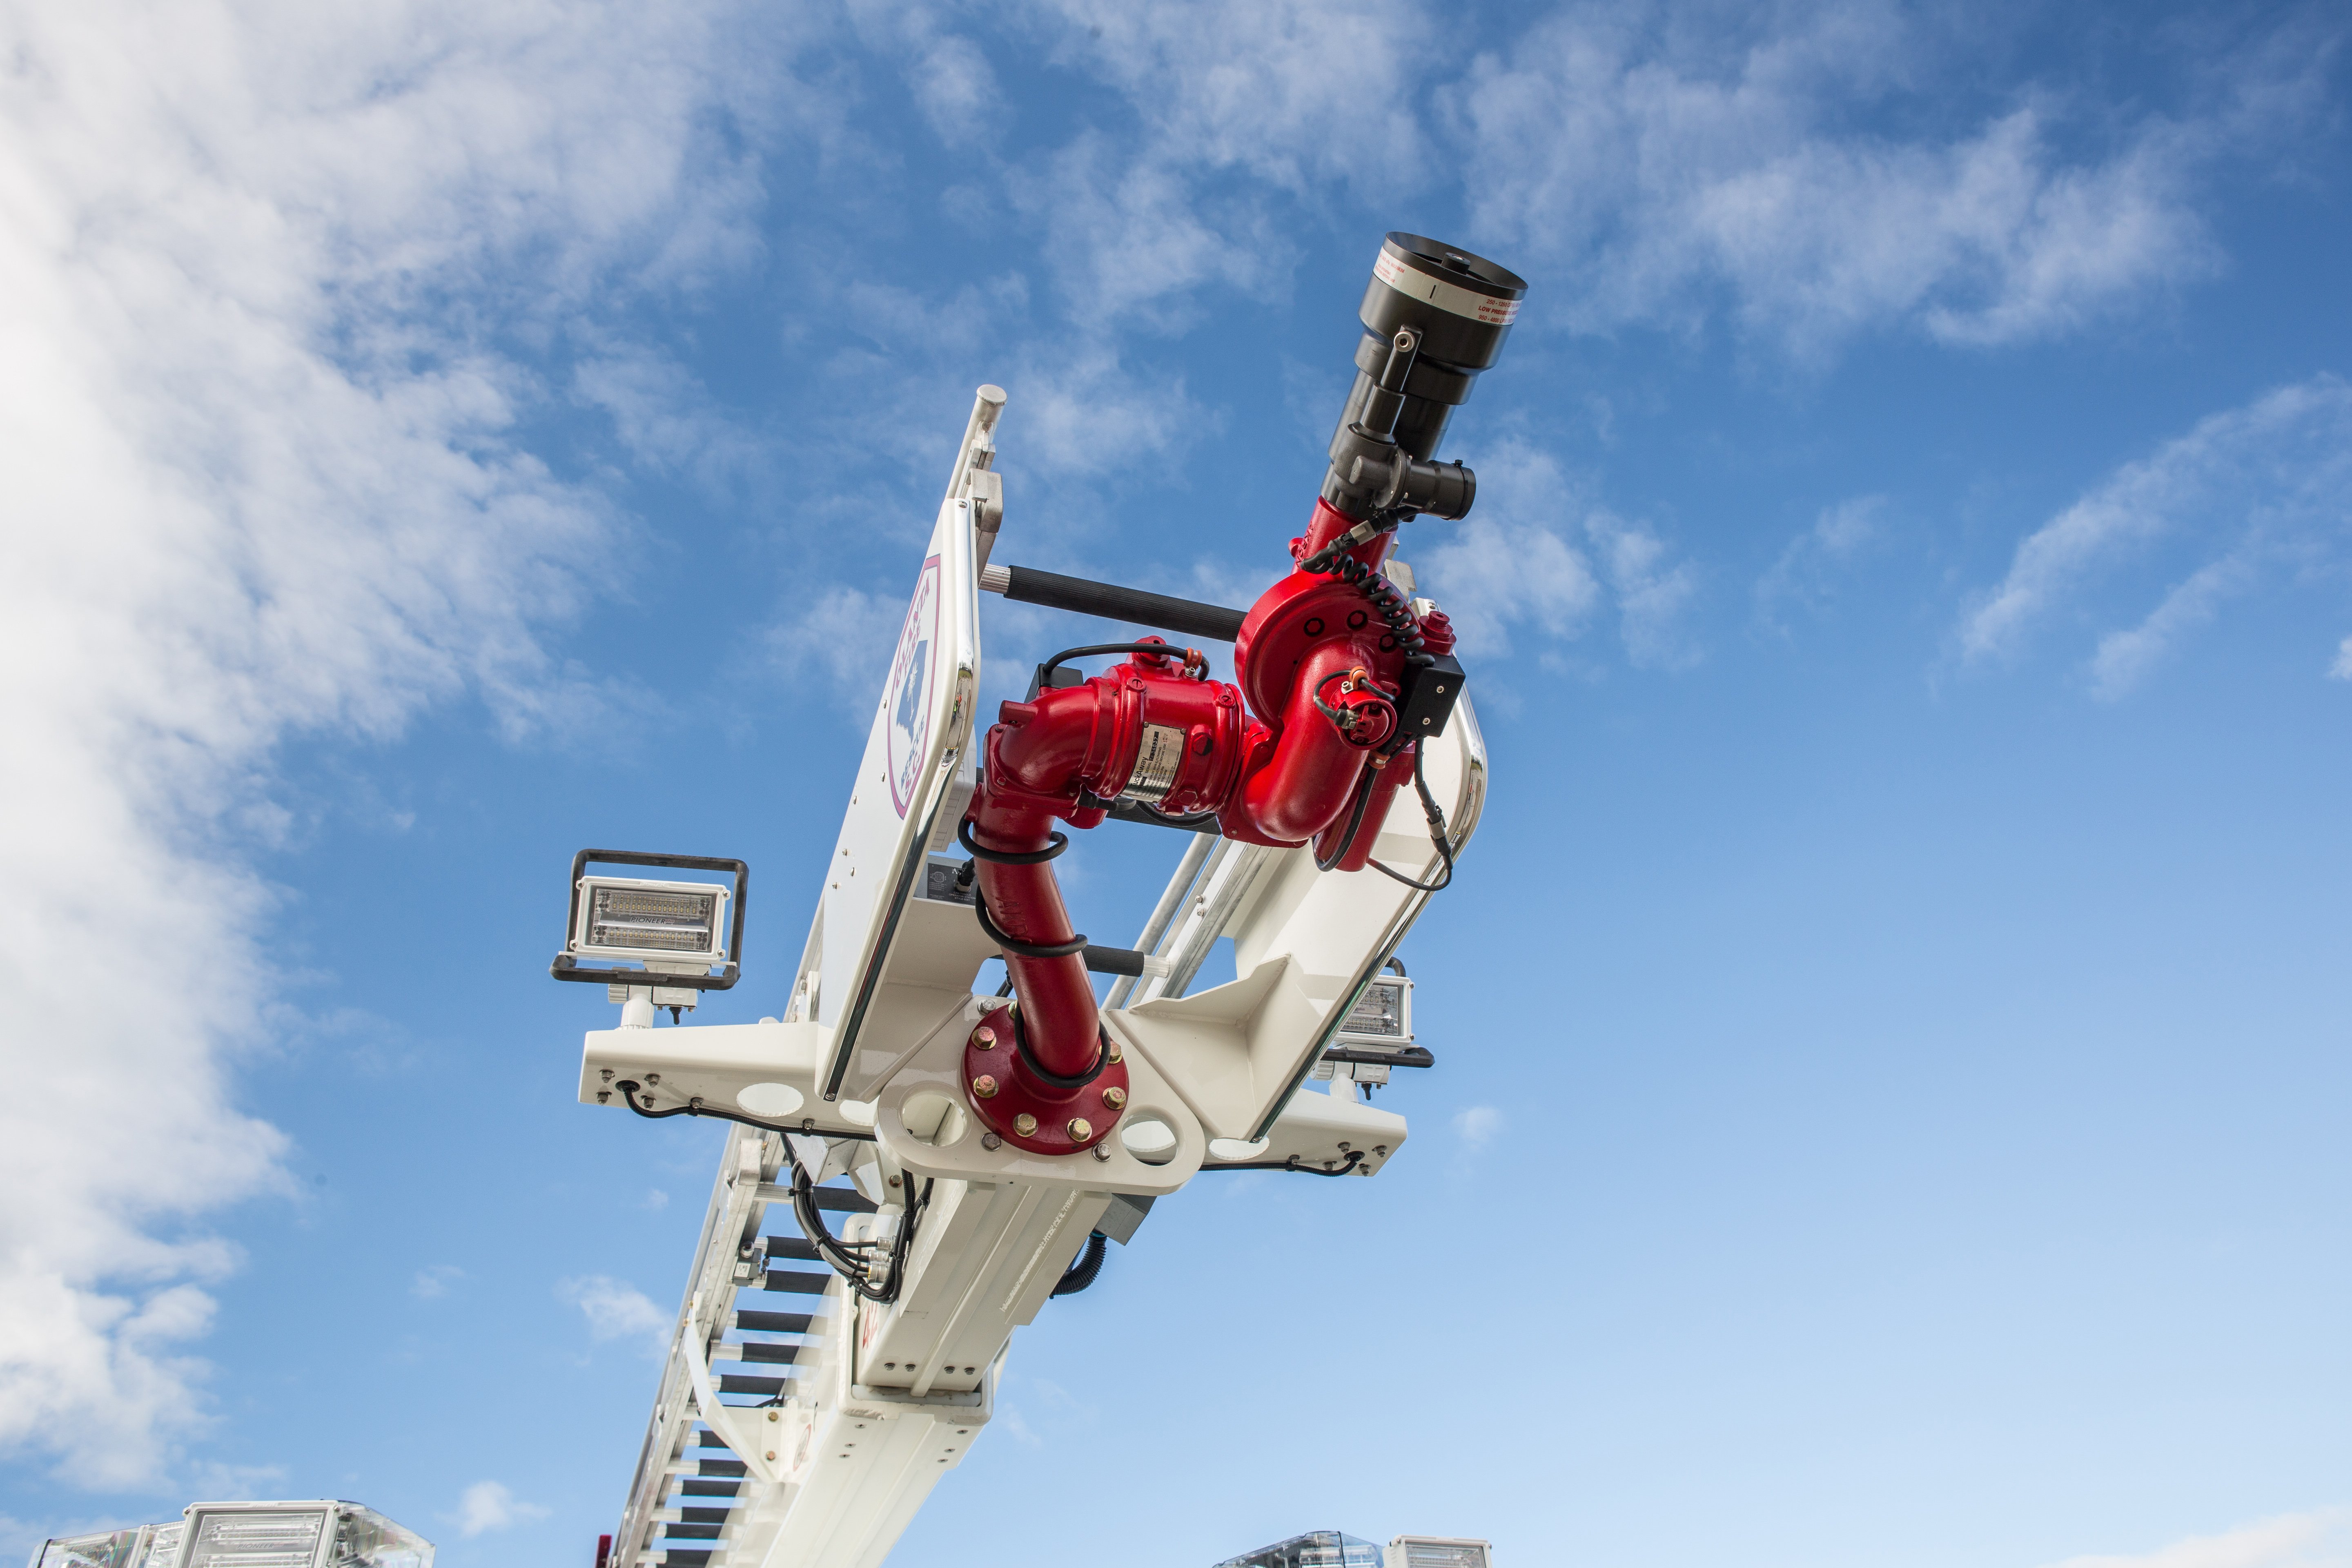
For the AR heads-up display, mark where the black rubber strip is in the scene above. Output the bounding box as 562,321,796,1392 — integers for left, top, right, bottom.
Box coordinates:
997,564,1247,644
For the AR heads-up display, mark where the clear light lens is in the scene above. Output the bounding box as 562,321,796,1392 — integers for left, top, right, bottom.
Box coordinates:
588,886,716,954
1342,980,1403,1037
37,1529,146,1568
1401,1547,1487,1568
185,1510,327,1568
332,1507,434,1568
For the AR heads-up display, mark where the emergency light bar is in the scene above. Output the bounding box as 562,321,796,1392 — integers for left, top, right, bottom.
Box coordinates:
550,849,747,990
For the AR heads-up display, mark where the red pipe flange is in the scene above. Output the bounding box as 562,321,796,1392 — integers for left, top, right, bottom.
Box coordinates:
961,1005,1129,1156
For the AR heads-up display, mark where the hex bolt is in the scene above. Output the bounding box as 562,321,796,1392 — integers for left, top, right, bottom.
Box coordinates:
981,1132,1002,1150
1100,1086,1127,1110
1092,1143,1112,1162
971,1026,996,1049
971,1075,998,1099
1067,1118,1093,1141
1106,1042,1124,1064
1013,1113,1038,1137
644,1072,661,1086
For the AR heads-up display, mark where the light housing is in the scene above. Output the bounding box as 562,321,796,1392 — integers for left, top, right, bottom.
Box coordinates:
550,849,748,991
1317,970,1434,1082
1333,973,1412,1047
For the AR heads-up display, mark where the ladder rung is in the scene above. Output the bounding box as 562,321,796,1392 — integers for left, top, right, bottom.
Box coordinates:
717,1373,788,1396
761,1270,831,1295
735,1310,814,1334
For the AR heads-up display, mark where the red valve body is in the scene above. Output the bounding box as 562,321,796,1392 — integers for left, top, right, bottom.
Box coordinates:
962,498,1434,1153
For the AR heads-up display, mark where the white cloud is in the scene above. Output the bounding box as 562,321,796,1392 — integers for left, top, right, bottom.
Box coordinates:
2332,637,2352,682
2035,1508,2352,1568
1960,375,2352,693
410,1265,463,1300
1587,509,1701,669
557,1274,671,1348
1757,494,1885,629
771,581,915,722
1416,443,1693,668
0,0,799,1488
1447,7,2314,354
982,4,2324,362
452,1480,550,1539
1453,1105,1502,1147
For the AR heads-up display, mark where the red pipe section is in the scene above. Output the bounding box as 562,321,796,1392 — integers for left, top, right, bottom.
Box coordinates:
962,498,1443,1147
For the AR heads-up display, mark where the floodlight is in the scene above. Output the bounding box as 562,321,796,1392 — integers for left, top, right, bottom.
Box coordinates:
1317,964,1434,1088
1385,1538,1491,1568
550,849,748,992
1334,973,1412,1047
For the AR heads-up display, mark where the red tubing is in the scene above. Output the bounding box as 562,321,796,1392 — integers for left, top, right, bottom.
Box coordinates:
964,499,1433,1139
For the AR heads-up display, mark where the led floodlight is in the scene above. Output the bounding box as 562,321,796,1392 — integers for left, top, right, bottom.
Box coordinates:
1317,964,1434,1087
550,849,747,991
1334,973,1411,1046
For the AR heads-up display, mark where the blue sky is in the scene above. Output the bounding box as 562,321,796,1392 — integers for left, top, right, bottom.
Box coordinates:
2,1,2349,1565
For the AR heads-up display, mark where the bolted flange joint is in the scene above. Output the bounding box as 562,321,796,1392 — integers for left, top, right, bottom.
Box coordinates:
961,1004,1129,1157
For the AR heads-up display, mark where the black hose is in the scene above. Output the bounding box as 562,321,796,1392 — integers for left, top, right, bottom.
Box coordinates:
1366,742,1455,893
973,889,1088,958
1037,640,1204,681
1197,1150,1369,1178
611,1081,920,1301
1313,764,1380,873
1049,1231,1109,1297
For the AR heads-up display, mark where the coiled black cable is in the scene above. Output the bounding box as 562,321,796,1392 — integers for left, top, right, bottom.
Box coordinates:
1293,535,1460,888
611,1081,927,1303
1049,1231,1109,1297
1298,539,1432,669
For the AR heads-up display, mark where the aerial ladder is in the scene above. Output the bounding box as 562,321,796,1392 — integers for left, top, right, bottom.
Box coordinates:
555,234,1527,1568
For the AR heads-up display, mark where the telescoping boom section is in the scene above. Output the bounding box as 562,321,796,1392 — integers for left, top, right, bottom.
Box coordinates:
563,233,1525,1568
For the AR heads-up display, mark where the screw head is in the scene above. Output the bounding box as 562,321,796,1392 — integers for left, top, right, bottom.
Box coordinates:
981,1132,1002,1151
1067,1117,1093,1141
1106,1041,1123,1064
1092,1142,1112,1161
972,1026,996,1049
1013,1113,1038,1137
1101,1086,1127,1110
971,1074,998,1099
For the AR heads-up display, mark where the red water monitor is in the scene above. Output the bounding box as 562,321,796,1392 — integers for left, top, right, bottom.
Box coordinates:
958,234,1527,1155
